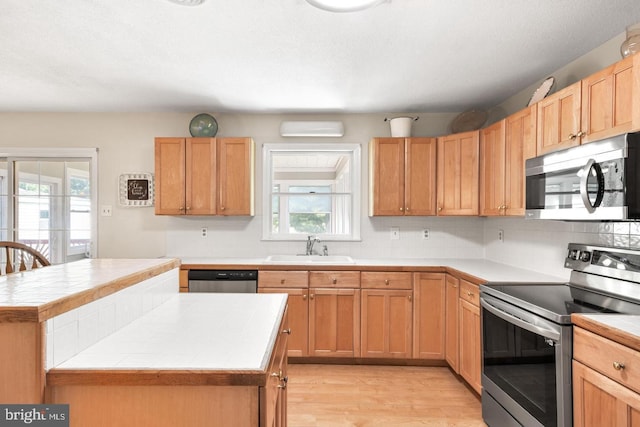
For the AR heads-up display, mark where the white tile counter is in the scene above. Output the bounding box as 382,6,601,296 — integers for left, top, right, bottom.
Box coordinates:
53,293,288,371
178,256,568,283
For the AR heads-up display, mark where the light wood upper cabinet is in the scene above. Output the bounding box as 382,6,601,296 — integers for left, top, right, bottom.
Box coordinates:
580,53,638,144
537,81,582,155
412,273,445,360
154,137,254,216
369,137,437,216
437,130,479,215
480,106,536,217
217,137,255,216
479,120,506,217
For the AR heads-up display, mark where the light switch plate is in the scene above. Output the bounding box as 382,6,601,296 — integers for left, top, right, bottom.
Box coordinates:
390,227,400,240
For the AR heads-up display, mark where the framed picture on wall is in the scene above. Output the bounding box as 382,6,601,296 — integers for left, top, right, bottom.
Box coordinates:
119,173,154,207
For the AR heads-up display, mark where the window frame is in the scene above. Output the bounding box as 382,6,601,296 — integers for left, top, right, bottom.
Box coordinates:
262,143,361,241
0,147,99,260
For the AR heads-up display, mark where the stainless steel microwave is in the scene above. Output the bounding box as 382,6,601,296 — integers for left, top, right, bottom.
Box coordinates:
525,132,640,220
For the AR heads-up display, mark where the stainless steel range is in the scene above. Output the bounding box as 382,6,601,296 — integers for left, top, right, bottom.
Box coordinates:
480,243,640,427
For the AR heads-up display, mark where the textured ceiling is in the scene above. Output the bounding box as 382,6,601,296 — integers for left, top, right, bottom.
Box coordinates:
2,0,640,113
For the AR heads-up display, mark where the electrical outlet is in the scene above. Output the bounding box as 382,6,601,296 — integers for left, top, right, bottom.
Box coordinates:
390,227,400,240
498,229,504,242
100,205,112,217
201,227,208,238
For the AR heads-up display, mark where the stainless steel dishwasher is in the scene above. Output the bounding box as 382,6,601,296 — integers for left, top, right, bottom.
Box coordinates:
187,270,258,293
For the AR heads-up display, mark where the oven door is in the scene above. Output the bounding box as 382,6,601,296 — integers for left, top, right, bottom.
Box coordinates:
480,294,572,427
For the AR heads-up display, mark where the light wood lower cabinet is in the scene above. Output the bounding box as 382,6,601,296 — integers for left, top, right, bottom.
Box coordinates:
458,279,481,394
412,273,445,360
444,274,459,372
259,271,309,357
573,325,640,427
361,272,413,358
308,271,361,358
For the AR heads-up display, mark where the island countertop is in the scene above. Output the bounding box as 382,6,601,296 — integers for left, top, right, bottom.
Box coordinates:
0,258,180,322
47,293,288,386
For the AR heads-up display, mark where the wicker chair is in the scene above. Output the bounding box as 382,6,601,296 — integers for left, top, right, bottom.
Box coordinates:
0,241,50,275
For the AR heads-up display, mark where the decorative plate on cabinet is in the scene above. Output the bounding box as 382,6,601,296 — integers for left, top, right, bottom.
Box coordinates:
189,113,218,137
450,109,488,133
527,76,555,106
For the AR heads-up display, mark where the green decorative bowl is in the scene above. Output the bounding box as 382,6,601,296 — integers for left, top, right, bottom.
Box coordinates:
189,113,218,137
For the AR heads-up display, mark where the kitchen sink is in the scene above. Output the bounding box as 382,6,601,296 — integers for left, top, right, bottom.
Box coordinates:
264,255,355,264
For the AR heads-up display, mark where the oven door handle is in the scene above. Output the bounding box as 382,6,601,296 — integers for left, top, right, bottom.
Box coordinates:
480,296,561,341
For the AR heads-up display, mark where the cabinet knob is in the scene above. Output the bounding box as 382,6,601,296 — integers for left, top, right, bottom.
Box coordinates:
467,291,474,297
408,295,412,301
310,294,315,300
220,206,226,211
400,207,404,212
186,206,191,211
303,294,308,300
437,206,442,212
384,279,390,285
577,131,586,138
569,133,577,140
332,278,337,284
280,279,285,284
613,361,625,371
405,207,410,212
282,328,291,335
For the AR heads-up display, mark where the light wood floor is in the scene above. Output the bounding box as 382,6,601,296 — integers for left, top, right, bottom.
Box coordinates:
287,364,486,427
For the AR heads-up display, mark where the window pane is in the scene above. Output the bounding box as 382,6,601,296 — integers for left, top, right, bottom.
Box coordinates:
0,161,7,240
289,213,330,234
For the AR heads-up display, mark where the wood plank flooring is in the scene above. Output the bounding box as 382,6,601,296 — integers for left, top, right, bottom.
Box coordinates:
287,364,486,426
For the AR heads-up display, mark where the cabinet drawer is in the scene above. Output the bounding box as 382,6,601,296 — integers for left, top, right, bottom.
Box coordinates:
259,271,309,288
361,272,412,289
574,327,640,395
459,280,479,306
309,271,360,288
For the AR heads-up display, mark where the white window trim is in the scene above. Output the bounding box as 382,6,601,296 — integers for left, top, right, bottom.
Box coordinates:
262,143,361,241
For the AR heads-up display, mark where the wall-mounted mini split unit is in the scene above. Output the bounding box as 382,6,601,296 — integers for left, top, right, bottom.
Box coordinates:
279,121,344,137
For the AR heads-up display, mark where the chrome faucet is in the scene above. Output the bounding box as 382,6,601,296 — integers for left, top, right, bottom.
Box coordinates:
306,235,321,255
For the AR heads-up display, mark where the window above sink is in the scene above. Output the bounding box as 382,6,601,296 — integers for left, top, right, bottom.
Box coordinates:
264,255,355,264
262,143,361,241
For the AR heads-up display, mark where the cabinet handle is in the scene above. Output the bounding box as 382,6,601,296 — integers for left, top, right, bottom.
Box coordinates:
613,361,625,371
569,133,577,140
467,291,474,297
408,295,412,301
400,207,404,212
577,131,586,138
186,206,191,211
405,207,410,212
332,278,337,284
277,376,288,389
282,328,291,335
310,294,315,299
453,285,458,288
280,279,285,284
220,206,226,211
384,279,390,285
437,206,442,212
303,294,307,300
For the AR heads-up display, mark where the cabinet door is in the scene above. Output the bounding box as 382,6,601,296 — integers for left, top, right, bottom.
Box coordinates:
445,275,459,372
308,288,360,357
459,299,481,394
573,360,640,427
217,137,254,216
581,55,636,144
405,138,437,216
369,137,405,216
361,289,413,358
412,273,445,359
186,138,217,215
504,105,537,216
479,120,506,216
259,287,309,357
437,130,479,215
537,81,582,155
154,137,186,215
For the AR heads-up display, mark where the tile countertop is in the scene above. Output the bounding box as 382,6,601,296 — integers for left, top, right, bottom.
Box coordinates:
572,314,640,352
0,258,181,322
178,257,569,284
50,293,288,372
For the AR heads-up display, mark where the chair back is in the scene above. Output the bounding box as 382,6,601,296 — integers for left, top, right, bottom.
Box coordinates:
0,242,50,275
